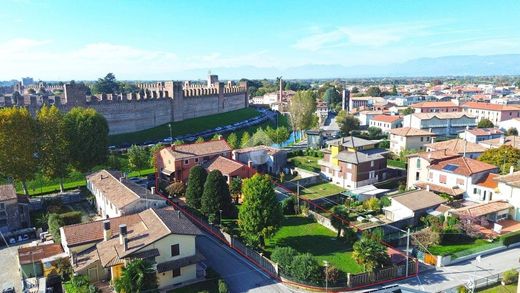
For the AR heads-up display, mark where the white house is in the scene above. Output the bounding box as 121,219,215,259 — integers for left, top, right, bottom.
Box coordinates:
402,112,477,137
425,138,487,159
368,115,403,133
498,118,520,133
495,170,520,220
458,128,504,143
383,190,446,225
87,170,166,218
389,127,436,154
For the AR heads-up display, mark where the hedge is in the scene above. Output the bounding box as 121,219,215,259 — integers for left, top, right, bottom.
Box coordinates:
59,211,83,225
502,231,520,246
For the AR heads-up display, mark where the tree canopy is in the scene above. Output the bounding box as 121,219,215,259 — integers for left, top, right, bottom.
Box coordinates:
201,170,233,223
402,107,414,115
64,107,109,172
226,132,239,149
114,259,158,293
91,73,120,94
479,145,520,174
352,233,390,272
185,165,207,209
336,110,360,136
37,105,69,192
0,107,38,195
323,87,341,110
289,90,317,131
127,145,150,175
366,86,382,97
238,174,283,247
477,118,494,128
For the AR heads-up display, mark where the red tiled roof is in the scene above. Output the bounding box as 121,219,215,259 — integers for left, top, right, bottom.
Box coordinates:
371,114,402,123
412,150,461,162
425,139,486,154
454,201,512,218
168,139,231,160
204,156,248,175
18,244,64,264
479,136,520,149
462,102,520,111
429,156,497,176
389,127,435,137
411,101,459,108
466,128,503,136
476,173,499,189
415,182,465,196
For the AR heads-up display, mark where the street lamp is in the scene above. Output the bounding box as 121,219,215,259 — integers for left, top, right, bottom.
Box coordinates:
168,123,172,141
323,260,329,292
219,209,223,226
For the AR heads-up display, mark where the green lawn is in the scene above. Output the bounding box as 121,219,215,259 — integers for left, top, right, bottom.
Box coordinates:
289,156,321,172
266,215,363,274
387,159,406,169
300,182,345,200
109,108,261,145
478,283,517,292
428,239,497,256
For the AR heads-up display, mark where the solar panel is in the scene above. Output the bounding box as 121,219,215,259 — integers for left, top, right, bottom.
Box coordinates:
442,164,458,172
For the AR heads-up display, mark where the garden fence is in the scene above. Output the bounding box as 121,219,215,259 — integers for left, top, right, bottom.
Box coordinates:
348,260,418,288
440,269,519,293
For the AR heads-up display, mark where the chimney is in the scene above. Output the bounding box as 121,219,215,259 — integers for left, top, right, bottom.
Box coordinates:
71,252,77,266
431,136,435,144
103,220,111,241
151,187,155,194
426,185,430,192
177,210,181,219
123,238,128,251
510,166,515,175
248,160,253,168
119,224,127,245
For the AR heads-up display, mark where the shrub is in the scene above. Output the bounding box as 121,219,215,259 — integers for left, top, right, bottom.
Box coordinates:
502,231,520,246
380,196,391,207
271,246,298,271
324,265,342,285
281,196,296,215
218,279,229,293
290,253,322,284
48,213,64,243
502,269,519,285
457,285,468,293
59,211,82,225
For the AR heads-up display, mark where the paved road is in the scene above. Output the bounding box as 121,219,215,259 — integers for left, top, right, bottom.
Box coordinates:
196,235,294,293
394,247,520,292
0,244,23,292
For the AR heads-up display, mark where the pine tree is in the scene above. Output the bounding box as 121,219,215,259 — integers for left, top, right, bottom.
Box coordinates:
240,132,251,147
185,165,207,209
227,132,239,149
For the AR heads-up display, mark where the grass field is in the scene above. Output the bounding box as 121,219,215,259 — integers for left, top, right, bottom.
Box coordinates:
428,239,494,256
109,108,261,145
266,215,363,274
478,283,517,292
300,182,345,200
289,155,321,172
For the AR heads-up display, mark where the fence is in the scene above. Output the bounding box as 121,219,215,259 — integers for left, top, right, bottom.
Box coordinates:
348,261,418,288
440,269,519,293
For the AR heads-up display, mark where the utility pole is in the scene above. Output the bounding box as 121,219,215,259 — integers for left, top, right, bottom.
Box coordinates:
296,181,300,214
324,260,329,292
168,123,172,140
405,228,410,277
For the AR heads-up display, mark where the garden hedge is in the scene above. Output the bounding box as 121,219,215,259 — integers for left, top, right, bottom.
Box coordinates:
502,231,520,246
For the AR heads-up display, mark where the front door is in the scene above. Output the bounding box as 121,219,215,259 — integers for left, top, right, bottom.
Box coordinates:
88,267,99,282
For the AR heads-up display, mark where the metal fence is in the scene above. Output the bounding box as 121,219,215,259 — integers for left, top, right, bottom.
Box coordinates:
440,269,518,293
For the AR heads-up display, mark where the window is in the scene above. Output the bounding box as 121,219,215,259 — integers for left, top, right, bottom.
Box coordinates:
171,244,180,257
456,178,464,186
184,159,189,165
416,172,420,181
0,203,4,211
195,158,199,163
416,159,421,168
439,175,447,184
347,163,352,169
172,268,181,277
420,137,424,142
429,172,433,179
370,161,374,167
369,171,376,179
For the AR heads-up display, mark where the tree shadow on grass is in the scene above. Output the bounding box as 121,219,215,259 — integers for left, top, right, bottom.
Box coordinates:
274,234,351,256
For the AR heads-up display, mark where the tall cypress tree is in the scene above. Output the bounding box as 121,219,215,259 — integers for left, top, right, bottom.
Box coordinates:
201,170,233,222
185,165,207,209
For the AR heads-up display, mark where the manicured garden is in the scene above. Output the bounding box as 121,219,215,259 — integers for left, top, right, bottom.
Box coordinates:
265,215,363,274
479,284,517,293
109,108,261,145
288,156,321,173
428,239,496,256
300,182,346,200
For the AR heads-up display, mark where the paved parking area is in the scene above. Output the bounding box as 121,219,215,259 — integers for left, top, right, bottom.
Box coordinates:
0,244,23,292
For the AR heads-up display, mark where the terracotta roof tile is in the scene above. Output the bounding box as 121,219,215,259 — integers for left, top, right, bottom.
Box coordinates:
18,244,64,264
495,171,520,188
413,150,461,162
389,127,435,137
204,156,248,175
391,190,446,211
415,182,465,196
466,128,503,136
371,114,402,123
167,139,231,160
454,201,512,218
479,136,520,149
411,112,476,119
462,102,520,111
411,101,459,108
425,139,487,154
476,173,499,189
429,156,497,176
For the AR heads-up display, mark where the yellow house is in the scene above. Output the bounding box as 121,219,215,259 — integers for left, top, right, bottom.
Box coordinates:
61,208,204,290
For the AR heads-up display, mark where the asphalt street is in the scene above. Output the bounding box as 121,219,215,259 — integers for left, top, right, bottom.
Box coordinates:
196,234,294,293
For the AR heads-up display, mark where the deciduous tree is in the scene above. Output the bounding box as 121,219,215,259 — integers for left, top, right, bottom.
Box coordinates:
64,107,109,172
240,131,251,147
166,181,186,198
479,145,520,174
477,118,494,128
226,132,239,149
238,174,283,247
0,107,38,195
289,90,317,132
402,107,414,115
127,145,149,175
229,177,242,203
336,110,360,136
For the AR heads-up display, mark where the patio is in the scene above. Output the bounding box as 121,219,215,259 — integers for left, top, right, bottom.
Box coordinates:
478,219,520,237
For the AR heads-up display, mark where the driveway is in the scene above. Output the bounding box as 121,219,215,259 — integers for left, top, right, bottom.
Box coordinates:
0,244,23,292
196,235,294,293
394,246,520,292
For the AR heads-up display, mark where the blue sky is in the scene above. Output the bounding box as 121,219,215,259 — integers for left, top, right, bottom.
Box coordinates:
1,0,520,80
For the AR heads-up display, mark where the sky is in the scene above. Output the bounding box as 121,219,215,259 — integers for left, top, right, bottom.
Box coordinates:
1,0,520,80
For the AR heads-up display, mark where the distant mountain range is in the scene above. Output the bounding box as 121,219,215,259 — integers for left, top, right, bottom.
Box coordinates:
177,54,520,80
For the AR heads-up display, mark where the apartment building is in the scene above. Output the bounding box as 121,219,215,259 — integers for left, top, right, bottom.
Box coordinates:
389,127,436,154
368,115,403,133
461,102,520,125
403,112,477,136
